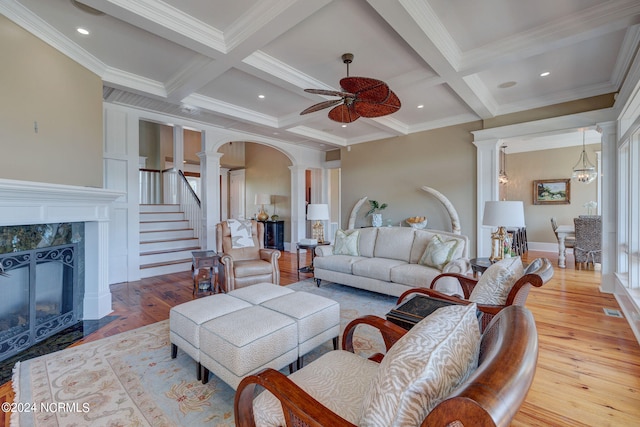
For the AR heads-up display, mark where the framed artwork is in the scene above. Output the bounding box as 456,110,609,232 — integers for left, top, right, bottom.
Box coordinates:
533,179,571,205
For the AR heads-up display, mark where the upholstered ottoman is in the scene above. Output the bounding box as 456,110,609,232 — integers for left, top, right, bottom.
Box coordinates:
227,281,293,304
261,291,340,368
199,305,299,390
169,294,252,379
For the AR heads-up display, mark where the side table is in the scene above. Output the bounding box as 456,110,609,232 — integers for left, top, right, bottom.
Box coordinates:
191,250,224,296
469,257,493,278
296,242,330,280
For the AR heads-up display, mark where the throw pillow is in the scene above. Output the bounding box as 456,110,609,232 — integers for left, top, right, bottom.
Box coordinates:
469,257,524,305
359,303,481,426
227,219,255,248
333,229,360,256
419,235,460,270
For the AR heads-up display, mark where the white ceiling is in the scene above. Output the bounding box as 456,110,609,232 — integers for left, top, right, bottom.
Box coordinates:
3,0,640,152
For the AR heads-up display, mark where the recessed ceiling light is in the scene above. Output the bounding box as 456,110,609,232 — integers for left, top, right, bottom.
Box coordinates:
76,27,90,35
498,81,517,89
258,94,265,99
540,71,550,77
417,104,424,109
341,124,347,128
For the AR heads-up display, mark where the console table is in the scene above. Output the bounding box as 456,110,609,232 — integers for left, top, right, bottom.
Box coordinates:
259,220,284,250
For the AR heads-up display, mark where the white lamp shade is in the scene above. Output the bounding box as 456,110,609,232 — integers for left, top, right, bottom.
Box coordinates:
255,193,271,205
307,204,330,221
482,201,525,227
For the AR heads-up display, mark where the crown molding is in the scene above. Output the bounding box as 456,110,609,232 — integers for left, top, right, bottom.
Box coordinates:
243,50,331,91
183,93,278,127
105,0,226,53
225,0,297,51
102,67,167,98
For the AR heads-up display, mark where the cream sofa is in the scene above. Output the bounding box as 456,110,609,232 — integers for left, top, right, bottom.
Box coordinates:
313,227,470,297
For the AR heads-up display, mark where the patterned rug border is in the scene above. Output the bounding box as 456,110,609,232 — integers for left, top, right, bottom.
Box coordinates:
11,280,398,426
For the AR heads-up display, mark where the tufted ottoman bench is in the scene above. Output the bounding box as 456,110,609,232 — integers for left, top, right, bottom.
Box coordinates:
169,294,252,379
169,282,340,390
199,305,299,389
260,291,340,368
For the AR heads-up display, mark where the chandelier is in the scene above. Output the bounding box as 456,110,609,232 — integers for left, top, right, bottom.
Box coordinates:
498,145,509,184
572,131,597,184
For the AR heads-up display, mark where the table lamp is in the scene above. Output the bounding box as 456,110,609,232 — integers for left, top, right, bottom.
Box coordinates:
307,204,330,243
255,193,271,221
482,201,525,262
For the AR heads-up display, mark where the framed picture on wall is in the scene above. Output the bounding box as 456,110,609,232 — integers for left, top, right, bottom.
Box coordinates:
533,179,571,205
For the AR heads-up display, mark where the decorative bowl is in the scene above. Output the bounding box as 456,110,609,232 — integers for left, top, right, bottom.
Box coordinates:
406,216,428,229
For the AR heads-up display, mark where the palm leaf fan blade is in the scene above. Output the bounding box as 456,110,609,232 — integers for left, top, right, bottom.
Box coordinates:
355,90,401,118
340,77,390,103
300,99,343,115
328,103,359,123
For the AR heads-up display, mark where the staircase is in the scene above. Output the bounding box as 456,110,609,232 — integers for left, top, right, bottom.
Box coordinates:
139,204,200,278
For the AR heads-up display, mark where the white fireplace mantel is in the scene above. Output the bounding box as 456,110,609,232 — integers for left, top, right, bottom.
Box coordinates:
0,178,124,319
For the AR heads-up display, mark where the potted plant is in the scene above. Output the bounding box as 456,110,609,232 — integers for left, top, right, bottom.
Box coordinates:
366,200,388,227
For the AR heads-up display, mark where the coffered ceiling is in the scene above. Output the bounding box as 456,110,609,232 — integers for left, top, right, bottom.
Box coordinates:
2,0,640,151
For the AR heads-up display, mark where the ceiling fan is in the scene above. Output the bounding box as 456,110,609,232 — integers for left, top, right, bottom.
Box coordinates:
300,53,401,123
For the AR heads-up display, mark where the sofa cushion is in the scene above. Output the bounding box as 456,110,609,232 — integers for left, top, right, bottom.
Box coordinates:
333,229,360,256
351,257,407,282
389,263,442,288
419,235,461,270
357,227,379,258
374,227,415,262
360,303,481,426
314,254,366,274
469,256,524,305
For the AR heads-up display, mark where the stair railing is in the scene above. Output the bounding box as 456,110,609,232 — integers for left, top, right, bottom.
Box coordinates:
177,170,203,248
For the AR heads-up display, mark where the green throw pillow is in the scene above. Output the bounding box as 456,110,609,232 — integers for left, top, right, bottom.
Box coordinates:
333,229,360,256
419,235,460,270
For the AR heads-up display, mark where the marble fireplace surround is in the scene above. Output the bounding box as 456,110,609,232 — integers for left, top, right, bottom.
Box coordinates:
0,179,123,319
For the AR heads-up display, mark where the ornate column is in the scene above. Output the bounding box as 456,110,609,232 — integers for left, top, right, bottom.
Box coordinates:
198,150,223,251
472,137,502,257
597,121,617,293
289,165,308,247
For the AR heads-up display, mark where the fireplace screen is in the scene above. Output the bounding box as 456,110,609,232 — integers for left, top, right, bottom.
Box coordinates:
0,244,78,362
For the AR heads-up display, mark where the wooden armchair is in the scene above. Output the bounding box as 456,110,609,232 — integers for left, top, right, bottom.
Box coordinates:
235,305,538,427
398,257,553,331
216,220,281,292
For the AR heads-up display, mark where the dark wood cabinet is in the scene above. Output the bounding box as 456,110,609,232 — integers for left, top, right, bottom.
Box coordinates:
259,220,284,250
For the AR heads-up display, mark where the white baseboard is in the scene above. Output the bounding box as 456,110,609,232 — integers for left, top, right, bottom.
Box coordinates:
613,275,640,345
526,241,573,254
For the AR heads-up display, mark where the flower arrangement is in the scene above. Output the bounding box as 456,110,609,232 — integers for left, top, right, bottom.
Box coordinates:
366,200,388,216
583,201,597,215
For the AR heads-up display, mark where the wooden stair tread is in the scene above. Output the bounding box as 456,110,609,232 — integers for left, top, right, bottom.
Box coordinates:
140,246,200,256
140,258,192,269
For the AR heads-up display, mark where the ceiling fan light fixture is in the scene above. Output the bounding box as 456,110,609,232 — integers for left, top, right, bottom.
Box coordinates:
572,130,597,184
300,53,401,123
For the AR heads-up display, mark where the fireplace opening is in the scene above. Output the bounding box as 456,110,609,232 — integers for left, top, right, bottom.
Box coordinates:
0,223,83,363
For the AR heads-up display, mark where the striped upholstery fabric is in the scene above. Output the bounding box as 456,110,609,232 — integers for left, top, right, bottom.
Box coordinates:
469,256,524,305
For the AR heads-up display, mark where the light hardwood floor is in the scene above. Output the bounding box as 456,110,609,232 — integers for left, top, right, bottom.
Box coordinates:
1,250,639,426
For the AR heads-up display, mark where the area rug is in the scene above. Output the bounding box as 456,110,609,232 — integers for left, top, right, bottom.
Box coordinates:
12,280,398,426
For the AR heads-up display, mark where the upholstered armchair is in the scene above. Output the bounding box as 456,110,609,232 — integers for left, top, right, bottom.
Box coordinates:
573,216,602,270
216,220,281,292
234,305,538,427
397,257,553,331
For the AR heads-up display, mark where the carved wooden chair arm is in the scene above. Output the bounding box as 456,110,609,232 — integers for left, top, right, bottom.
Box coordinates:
234,368,356,427
342,315,408,356
429,272,479,298
397,287,473,306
